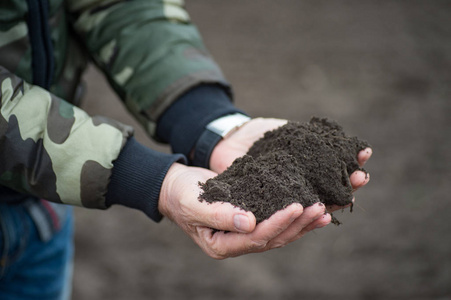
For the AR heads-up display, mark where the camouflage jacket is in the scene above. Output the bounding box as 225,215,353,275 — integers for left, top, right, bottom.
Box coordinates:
0,0,229,212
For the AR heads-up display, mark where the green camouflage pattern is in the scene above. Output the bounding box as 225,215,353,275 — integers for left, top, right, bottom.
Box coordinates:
70,0,230,136
0,66,133,208
0,0,230,208
0,0,230,134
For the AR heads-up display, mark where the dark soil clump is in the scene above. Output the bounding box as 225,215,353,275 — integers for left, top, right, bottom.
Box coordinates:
199,117,370,224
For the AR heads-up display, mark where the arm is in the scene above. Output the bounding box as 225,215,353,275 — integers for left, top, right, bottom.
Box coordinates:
0,66,129,207
0,66,184,221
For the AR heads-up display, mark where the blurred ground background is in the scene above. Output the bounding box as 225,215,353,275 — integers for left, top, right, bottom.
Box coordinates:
73,1,451,299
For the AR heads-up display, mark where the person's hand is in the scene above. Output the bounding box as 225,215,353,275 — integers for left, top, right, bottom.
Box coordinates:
159,163,331,259
209,117,372,212
210,118,288,173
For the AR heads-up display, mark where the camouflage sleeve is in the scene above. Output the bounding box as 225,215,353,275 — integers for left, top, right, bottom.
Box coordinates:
0,66,133,209
67,0,231,138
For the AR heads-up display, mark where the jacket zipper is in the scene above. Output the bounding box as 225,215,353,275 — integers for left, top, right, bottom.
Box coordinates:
25,0,54,90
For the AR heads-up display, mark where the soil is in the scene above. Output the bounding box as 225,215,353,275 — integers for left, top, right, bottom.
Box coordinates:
200,117,369,223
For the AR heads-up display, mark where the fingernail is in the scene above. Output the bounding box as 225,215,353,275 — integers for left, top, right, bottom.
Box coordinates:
316,202,326,213
315,214,330,228
234,214,251,233
362,147,372,158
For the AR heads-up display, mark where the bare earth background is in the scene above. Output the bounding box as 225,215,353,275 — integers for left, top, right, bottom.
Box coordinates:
73,1,451,299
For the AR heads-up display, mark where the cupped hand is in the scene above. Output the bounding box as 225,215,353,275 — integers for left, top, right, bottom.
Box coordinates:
159,163,330,259
209,117,372,213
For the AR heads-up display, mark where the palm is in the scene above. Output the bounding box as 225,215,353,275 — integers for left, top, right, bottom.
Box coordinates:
209,118,287,173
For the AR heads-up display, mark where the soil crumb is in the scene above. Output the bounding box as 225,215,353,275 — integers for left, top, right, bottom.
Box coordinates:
199,117,370,224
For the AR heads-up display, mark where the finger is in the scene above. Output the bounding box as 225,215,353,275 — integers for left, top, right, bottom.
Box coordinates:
350,171,370,190
194,201,256,233
309,212,332,229
358,147,372,166
197,204,303,259
326,197,354,213
289,213,332,243
266,202,326,249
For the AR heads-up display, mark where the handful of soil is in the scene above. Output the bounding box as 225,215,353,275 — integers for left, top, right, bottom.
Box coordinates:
199,117,370,224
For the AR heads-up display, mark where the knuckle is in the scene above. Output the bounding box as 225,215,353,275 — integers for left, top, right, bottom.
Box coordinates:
248,239,268,250
206,243,228,260
208,249,228,260
269,240,288,249
211,253,227,260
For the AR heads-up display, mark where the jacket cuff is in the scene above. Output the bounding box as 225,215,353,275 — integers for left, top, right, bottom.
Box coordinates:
105,137,186,222
156,84,246,160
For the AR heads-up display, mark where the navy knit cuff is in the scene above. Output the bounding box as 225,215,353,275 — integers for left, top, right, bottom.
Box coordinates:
156,84,245,160
105,137,186,222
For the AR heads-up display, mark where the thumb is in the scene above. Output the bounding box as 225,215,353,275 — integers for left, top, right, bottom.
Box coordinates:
196,201,256,233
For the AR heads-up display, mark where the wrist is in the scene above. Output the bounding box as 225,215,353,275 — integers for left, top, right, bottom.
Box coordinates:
156,84,242,158
158,162,186,218
105,137,186,222
191,113,251,168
